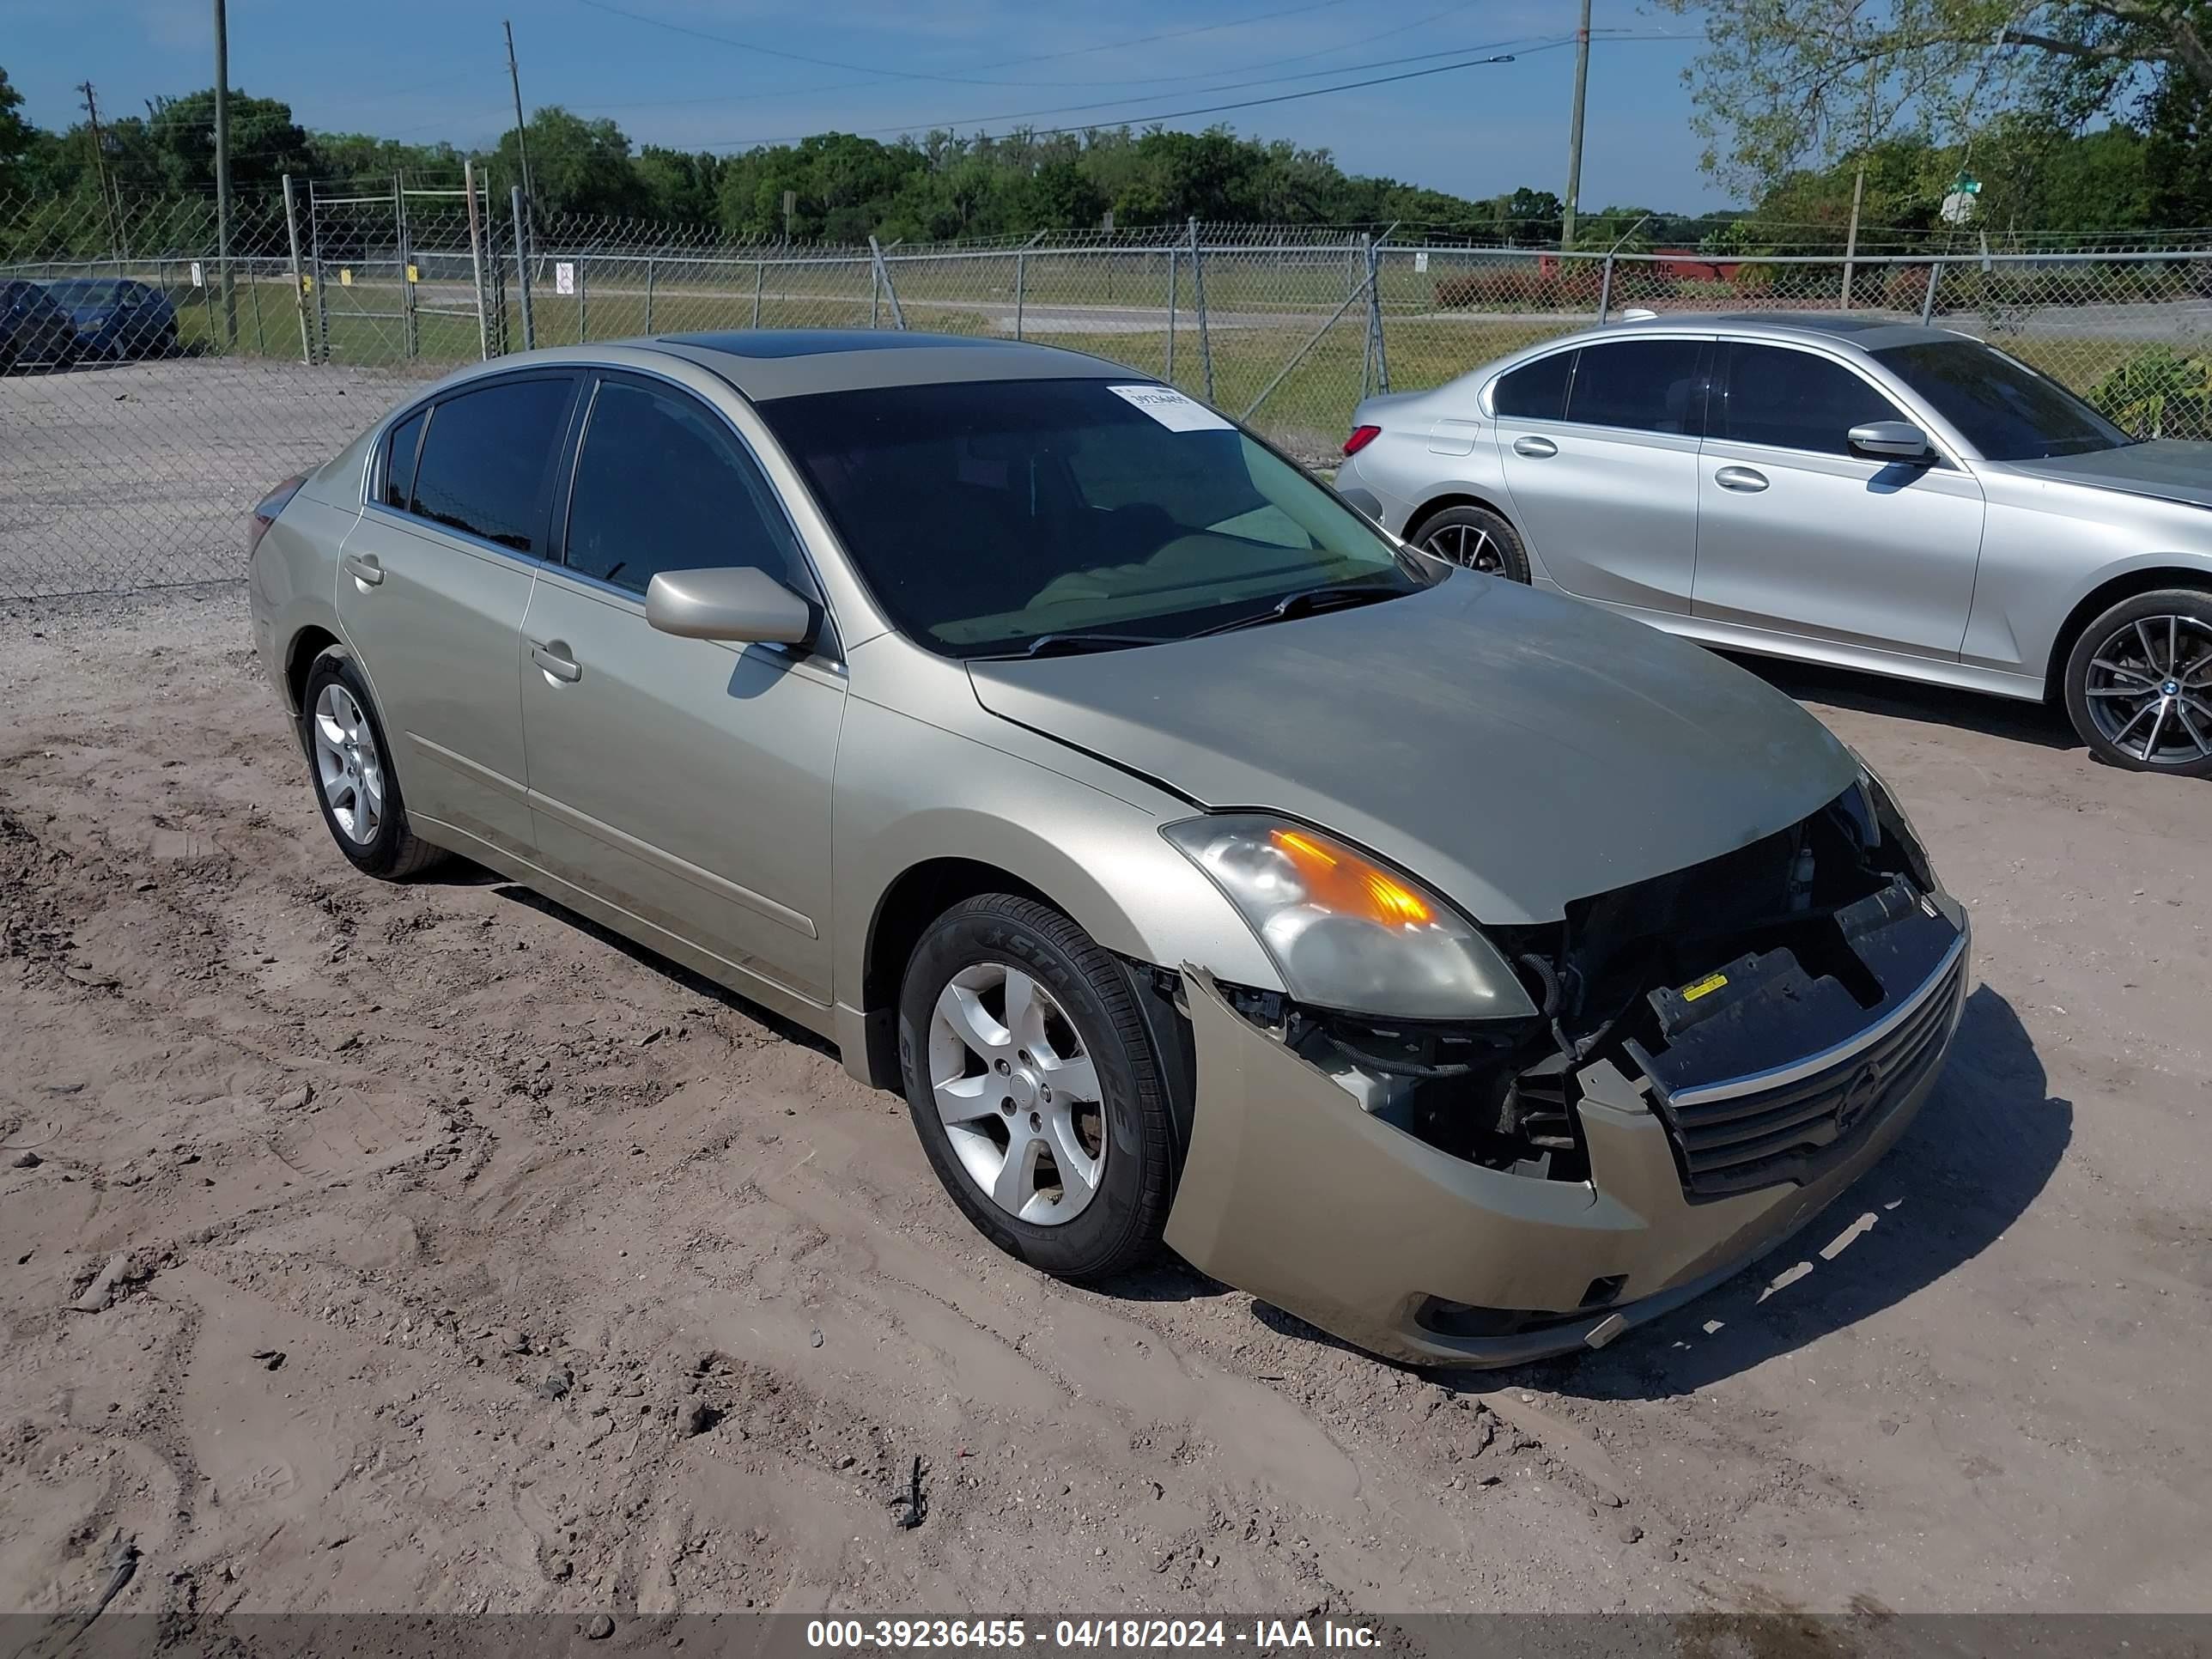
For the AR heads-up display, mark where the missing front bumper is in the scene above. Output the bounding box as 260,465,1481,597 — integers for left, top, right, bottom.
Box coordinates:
1161,917,1967,1367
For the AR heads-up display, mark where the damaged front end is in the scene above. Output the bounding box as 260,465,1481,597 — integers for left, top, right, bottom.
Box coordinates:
1160,773,1968,1367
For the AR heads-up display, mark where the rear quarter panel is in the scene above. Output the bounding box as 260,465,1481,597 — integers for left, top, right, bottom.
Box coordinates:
1342,384,1513,544
249,492,354,722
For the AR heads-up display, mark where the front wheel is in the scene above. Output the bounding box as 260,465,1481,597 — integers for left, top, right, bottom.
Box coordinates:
2062,589,2212,777
896,894,1176,1281
1407,502,1532,583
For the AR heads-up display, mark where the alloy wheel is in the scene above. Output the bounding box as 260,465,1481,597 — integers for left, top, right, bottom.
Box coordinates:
2083,612,2212,766
312,682,386,844
927,961,1107,1225
1425,521,1505,575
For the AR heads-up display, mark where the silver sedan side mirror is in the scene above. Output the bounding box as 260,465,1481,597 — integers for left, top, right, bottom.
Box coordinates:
645,565,815,647
1849,420,1933,463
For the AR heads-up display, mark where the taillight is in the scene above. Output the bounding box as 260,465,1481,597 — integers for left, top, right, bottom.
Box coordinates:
1342,424,1382,457
247,474,307,558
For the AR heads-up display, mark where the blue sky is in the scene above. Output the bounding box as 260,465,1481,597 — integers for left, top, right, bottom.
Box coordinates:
5,0,1731,210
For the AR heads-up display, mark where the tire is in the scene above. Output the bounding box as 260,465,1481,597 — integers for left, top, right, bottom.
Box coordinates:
896,894,1176,1281
2061,588,2212,777
1407,502,1532,583
298,649,450,878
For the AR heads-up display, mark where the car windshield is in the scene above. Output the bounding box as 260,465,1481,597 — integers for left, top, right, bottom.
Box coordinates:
45,280,127,305
757,376,1431,658
1872,337,2135,461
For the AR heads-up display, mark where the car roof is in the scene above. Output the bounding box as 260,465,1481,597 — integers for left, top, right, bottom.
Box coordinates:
645,330,1130,401
1574,312,1965,352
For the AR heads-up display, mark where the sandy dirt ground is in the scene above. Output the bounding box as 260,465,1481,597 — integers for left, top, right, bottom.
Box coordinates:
2,587,2209,1626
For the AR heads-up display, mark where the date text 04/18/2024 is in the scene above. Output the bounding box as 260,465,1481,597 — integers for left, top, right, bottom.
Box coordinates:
804,1620,1384,1650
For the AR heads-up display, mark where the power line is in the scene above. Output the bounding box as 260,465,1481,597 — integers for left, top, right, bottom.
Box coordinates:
697,41,1569,151
571,0,1374,88
561,0,1496,112
714,35,1553,143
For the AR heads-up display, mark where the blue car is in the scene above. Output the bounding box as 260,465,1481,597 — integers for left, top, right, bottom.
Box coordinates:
41,277,178,360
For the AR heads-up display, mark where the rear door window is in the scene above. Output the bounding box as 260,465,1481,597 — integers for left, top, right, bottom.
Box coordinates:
562,376,811,597
382,410,427,511
1492,349,1576,420
1565,338,1708,435
1716,343,1905,456
406,375,577,555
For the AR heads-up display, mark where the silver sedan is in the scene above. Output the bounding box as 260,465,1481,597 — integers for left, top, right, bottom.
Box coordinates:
1335,314,2212,777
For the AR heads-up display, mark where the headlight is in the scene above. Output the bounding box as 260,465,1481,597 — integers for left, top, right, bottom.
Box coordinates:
1162,814,1536,1021
1847,747,1939,890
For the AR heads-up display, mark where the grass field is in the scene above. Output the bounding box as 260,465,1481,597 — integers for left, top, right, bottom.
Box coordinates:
145,268,2191,459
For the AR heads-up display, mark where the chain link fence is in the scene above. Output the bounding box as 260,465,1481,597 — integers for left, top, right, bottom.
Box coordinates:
7,180,2212,601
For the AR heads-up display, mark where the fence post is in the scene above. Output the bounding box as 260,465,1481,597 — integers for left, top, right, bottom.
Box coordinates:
1597,251,1615,324
281,173,313,366
752,258,764,328
644,255,656,333
510,185,536,351
577,254,589,343
869,236,907,330
1188,217,1213,404
1015,231,1043,341
464,159,490,361
1920,258,1942,325
395,174,419,362
1364,234,1389,396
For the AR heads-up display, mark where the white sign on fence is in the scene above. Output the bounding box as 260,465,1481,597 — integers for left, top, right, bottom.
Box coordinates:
555,261,576,295
190,261,204,288
1413,251,1429,273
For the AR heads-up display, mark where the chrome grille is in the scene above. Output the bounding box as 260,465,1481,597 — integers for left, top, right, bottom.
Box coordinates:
1647,937,1967,1198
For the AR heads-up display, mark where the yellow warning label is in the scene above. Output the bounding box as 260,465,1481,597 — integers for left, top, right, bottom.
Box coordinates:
1680,971,1729,1003
406,263,420,283
339,268,354,287
301,275,313,293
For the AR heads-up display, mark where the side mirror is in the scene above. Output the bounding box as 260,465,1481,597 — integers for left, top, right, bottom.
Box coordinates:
645,565,815,647
1849,420,1932,463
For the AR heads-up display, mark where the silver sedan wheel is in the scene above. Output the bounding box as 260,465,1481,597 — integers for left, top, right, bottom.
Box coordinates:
927,961,1106,1225
312,682,386,845
1424,521,1506,575
2084,612,2212,766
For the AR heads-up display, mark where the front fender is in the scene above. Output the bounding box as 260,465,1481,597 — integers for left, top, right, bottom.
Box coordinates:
830,692,1283,1060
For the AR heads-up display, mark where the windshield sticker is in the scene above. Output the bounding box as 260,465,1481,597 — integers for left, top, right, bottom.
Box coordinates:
1109,384,1234,433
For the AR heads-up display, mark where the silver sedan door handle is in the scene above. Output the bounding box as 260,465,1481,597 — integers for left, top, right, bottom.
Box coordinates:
529,640,581,684
1715,465,1769,493
341,551,385,586
1512,435,1559,459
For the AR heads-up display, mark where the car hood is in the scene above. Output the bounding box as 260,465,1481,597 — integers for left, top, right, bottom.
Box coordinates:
2002,441,2212,509
966,575,1858,925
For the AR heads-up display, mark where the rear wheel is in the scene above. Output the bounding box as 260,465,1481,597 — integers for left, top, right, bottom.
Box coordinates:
1407,502,1531,583
2062,588,2212,776
299,650,450,877
896,894,1175,1281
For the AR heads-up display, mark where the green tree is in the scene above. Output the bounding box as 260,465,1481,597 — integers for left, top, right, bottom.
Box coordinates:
1655,0,2212,197
0,66,34,195
492,106,648,218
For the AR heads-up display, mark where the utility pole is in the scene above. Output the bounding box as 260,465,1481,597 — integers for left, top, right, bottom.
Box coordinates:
504,21,536,210
78,82,127,269
212,0,237,348
1561,0,1592,247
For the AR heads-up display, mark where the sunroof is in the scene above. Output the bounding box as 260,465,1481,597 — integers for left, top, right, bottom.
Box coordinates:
659,330,1029,358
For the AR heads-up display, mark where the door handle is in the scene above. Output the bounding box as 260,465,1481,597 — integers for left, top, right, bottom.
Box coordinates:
530,640,582,684
1715,465,1769,493
341,552,385,586
1512,435,1559,459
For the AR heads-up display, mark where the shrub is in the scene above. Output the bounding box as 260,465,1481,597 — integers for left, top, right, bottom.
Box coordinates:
2089,345,2212,441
